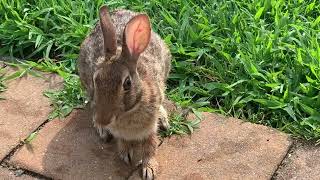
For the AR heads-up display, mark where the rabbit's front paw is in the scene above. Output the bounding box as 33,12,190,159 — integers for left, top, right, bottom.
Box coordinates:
93,121,113,142
128,161,157,180
127,167,154,180
158,105,170,131
142,166,154,180
119,148,134,165
118,140,136,165
141,158,158,180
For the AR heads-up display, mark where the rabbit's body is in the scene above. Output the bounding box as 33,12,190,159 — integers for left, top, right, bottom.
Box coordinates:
79,9,171,140
78,6,171,179
79,10,171,101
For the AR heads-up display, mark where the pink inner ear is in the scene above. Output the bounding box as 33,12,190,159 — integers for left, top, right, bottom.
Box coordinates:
125,15,151,56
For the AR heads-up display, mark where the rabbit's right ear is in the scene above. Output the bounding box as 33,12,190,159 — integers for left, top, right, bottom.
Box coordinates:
122,14,151,62
99,5,117,59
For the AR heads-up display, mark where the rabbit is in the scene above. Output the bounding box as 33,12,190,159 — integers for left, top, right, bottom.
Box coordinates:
77,5,171,180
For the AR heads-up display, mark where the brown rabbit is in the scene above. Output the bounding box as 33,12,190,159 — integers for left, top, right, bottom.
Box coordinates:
78,5,171,180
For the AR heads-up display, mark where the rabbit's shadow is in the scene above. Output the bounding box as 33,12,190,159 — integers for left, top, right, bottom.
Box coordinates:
42,107,136,180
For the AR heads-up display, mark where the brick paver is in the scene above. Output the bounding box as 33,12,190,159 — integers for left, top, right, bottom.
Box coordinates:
10,109,292,179
10,109,135,180
0,69,61,160
0,168,35,180
274,142,320,180
156,113,292,179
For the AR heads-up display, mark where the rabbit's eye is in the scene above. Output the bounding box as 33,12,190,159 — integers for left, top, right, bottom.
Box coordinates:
123,76,131,91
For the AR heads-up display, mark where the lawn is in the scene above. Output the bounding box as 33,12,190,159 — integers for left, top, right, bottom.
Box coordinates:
0,0,320,140
0,67,6,100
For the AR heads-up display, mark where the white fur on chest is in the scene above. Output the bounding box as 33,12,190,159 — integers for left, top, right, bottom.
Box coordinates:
106,107,158,141
107,118,157,141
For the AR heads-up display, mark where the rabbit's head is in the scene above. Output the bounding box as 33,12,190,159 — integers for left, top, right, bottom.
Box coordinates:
92,6,151,126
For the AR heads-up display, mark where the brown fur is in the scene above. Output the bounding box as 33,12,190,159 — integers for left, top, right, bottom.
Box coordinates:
77,5,171,180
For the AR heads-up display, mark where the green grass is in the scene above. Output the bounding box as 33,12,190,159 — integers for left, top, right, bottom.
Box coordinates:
43,72,87,120
0,67,7,99
1,0,320,140
0,0,98,59
161,113,201,137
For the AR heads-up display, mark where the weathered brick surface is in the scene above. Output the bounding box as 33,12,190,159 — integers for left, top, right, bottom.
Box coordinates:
0,168,35,180
157,113,292,179
10,110,135,180
10,109,291,180
0,68,61,160
275,142,320,180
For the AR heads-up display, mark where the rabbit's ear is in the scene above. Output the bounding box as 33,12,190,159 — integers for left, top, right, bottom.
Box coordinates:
99,5,117,59
122,14,151,60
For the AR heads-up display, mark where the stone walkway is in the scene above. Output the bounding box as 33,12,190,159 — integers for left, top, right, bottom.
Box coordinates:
0,68,319,180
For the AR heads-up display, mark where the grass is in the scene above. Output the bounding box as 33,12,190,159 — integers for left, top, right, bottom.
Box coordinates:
43,73,87,120
0,67,7,99
1,0,320,140
161,113,201,137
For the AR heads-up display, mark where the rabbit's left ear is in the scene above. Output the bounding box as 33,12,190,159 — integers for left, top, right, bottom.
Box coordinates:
99,5,117,59
122,14,151,60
